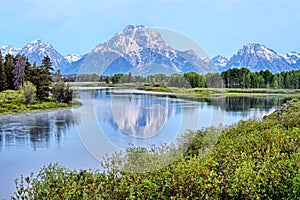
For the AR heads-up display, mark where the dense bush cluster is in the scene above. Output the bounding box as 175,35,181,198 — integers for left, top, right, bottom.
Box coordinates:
13,99,300,199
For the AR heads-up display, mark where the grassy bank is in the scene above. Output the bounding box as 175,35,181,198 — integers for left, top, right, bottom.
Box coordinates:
12,98,300,199
0,90,80,114
138,86,300,97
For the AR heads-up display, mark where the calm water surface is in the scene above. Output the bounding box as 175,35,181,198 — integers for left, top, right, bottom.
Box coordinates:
0,88,290,199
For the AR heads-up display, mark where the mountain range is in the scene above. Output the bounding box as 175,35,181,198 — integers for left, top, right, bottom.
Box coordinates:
213,43,300,73
1,25,300,75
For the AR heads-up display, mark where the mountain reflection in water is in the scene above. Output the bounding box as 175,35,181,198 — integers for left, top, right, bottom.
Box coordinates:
111,94,175,138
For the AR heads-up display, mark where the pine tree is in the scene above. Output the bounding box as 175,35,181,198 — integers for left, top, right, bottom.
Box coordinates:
24,56,31,82
13,55,25,90
0,50,8,92
4,54,15,90
53,70,62,83
36,56,54,100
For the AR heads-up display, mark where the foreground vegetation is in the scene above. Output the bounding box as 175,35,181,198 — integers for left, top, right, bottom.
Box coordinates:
0,89,79,114
13,98,300,199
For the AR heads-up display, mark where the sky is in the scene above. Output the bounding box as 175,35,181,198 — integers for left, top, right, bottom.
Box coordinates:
0,0,299,58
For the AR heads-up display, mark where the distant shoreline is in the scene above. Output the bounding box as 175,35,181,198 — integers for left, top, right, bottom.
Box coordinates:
69,83,300,98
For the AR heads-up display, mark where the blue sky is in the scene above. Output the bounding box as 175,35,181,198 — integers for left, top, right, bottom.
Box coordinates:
0,0,299,58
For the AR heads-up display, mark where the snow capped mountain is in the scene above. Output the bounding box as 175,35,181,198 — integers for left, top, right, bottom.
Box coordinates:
215,43,296,73
0,45,20,56
212,55,229,71
282,51,300,66
65,54,82,63
66,25,211,75
19,39,70,70
1,26,300,75
0,40,72,70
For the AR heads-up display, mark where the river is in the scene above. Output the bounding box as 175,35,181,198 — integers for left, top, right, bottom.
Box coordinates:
0,88,290,199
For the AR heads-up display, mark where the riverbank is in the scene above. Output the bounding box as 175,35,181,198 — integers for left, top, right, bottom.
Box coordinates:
12,98,300,199
138,86,300,98
0,90,81,115
67,82,300,97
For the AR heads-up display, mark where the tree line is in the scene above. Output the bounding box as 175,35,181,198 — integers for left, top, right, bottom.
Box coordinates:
0,51,72,104
221,68,300,89
66,68,300,89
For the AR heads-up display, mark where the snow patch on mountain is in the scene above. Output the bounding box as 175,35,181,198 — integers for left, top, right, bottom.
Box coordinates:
215,43,294,73
212,55,229,71
65,54,82,63
70,25,211,75
282,51,300,65
0,45,20,56
19,39,70,70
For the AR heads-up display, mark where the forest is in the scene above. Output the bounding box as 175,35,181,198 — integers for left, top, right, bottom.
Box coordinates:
65,68,300,89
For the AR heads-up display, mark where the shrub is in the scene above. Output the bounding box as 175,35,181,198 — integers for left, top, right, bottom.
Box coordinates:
52,82,73,104
23,81,36,105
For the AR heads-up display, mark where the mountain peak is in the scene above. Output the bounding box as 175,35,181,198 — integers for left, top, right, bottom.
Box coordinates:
212,55,229,70
242,43,270,54
25,39,52,48
74,25,210,75
216,43,293,73
244,43,263,48
123,25,146,33
0,45,20,56
92,24,168,57
30,39,42,44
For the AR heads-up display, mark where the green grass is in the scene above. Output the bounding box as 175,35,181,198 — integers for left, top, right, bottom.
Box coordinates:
225,88,300,94
12,98,300,199
67,82,111,87
0,90,77,114
138,86,173,92
137,86,300,98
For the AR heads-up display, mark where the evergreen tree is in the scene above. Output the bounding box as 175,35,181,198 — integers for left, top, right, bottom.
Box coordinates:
53,70,62,83
36,56,54,100
0,50,8,92
24,56,31,82
259,70,273,88
13,55,25,90
4,54,15,90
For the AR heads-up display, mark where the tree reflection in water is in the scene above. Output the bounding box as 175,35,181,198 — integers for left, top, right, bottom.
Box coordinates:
204,96,289,112
0,109,76,151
